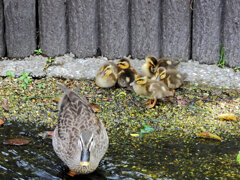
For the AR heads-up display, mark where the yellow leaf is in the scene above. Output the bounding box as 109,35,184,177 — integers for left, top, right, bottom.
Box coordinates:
197,132,223,141
216,113,238,121
130,133,139,137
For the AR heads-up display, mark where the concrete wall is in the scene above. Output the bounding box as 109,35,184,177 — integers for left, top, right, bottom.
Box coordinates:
0,0,239,67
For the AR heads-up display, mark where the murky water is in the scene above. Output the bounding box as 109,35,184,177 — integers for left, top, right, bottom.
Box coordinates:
0,121,239,179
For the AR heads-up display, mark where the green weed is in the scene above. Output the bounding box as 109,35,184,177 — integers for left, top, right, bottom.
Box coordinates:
18,72,32,89
6,70,15,78
218,46,227,68
140,123,154,134
34,48,42,55
47,57,55,63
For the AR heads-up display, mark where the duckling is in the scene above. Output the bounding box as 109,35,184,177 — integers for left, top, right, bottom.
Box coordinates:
53,84,109,176
95,62,118,88
130,75,173,108
153,67,186,94
141,55,158,78
157,57,180,69
117,58,138,87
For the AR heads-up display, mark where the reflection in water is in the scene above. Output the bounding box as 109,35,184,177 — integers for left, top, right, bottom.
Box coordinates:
0,121,240,179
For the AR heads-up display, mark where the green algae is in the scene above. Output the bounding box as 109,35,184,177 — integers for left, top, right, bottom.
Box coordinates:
0,76,240,179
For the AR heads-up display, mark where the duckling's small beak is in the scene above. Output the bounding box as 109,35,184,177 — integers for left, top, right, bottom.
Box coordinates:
130,81,136,86
80,148,90,167
100,70,105,77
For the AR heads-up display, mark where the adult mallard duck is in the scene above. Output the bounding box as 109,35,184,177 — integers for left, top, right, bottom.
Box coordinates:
130,75,173,108
141,55,158,78
117,58,138,87
153,67,186,95
95,62,118,88
52,84,109,176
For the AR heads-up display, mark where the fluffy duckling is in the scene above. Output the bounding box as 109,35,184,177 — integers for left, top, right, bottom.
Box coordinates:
141,55,158,78
95,62,118,88
157,57,180,69
130,75,173,108
153,67,186,94
117,58,138,87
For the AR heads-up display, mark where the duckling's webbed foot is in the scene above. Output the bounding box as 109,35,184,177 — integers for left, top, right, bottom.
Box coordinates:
68,169,78,177
147,98,157,108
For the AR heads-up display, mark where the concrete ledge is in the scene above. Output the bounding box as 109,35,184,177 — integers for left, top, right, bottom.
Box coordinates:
0,54,240,90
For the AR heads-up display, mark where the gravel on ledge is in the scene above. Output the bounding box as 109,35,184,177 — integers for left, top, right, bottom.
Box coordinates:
0,53,240,90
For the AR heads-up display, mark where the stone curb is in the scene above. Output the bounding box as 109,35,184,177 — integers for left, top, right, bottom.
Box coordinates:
0,53,240,90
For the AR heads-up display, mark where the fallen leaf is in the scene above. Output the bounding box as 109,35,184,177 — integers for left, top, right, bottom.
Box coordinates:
43,131,54,139
197,132,223,141
0,119,4,126
53,97,61,102
2,99,9,111
88,103,100,113
216,113,238,121
4,138,30,145
130,133,140,137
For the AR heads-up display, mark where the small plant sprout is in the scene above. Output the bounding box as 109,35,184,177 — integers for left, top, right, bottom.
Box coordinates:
47,57,55,63
140,123,154,134
18,72,32,89
6,70,15,78
218,46,227,68
234,67,240,70
178,58,183,62
34,48,42,55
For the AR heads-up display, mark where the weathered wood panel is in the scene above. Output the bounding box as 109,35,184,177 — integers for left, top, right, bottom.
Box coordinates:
0,0,5,57
131,0,160,59
99,0,129,59
192,0,221,64
222,0,240,68
39,0,67,57
161,0,191,60
68,0,97,57
3,0,36,57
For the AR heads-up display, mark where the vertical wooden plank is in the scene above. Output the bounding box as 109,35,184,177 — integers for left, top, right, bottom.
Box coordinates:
68,0,97,57
39,0,67,57
192,0,221,64
100,0,129,59
3,0,36,57
0,0,5,57
131,0,160,59
161,0,191,60
222,0,240,68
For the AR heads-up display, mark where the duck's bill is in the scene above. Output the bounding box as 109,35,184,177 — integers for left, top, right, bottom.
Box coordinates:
100,71,105,77
80,148,90,167
80,161,90,167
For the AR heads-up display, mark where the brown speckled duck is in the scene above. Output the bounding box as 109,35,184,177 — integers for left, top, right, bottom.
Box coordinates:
52,84,109,176
130,75,173,108
95,62,118,88
117,58,138,87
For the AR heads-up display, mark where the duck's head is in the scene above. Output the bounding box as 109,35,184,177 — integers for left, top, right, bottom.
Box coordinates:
155,67,167,80
145,56,158,68
130,75,148,86
117,58,130,69
100,64,115,77
78,131,95,167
